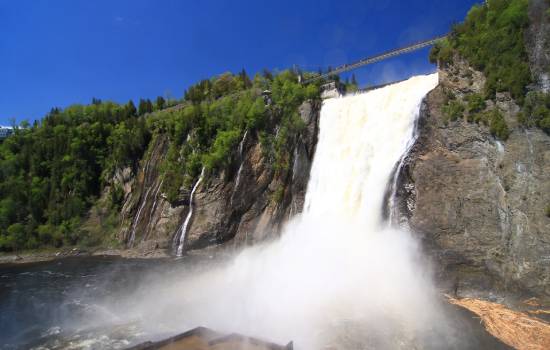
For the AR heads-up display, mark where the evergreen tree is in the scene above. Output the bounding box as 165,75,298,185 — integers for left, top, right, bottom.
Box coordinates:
239,68,252,88
262,69,273,81
351,73,358,86
145,99,153,114
138,99,148,116
126,100,137,117
155,96,166,110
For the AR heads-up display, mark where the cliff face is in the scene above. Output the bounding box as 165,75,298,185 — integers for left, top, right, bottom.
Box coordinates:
395,68,550,298
394,4,550,299
112,100,320,255
526,0,550,92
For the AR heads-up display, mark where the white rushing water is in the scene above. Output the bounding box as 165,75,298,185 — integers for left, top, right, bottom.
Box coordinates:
101,74,458,349
174,168,205,257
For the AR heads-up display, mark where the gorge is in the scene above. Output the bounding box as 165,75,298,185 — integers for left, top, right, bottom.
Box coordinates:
0,74,513,350
1,0,550,349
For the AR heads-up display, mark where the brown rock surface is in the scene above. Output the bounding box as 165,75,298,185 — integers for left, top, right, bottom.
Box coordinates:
394,58,550,298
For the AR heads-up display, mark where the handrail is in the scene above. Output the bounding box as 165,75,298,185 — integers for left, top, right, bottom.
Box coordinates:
303,35,448,84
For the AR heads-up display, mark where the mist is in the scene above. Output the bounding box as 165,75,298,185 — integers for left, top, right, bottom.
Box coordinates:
65,74,457,349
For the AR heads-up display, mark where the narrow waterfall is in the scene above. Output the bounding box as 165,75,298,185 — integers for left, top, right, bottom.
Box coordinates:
174,168,205,257
230,130,248,206
144,179,163,241
128,186,153,247
117,74,449,349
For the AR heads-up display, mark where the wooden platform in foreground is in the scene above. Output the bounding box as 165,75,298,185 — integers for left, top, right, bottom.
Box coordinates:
127,327,293,350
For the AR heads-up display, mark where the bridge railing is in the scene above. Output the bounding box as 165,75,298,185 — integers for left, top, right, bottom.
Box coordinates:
302,34,448,84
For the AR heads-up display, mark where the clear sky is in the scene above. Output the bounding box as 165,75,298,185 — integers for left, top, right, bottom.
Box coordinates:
0,0,480,124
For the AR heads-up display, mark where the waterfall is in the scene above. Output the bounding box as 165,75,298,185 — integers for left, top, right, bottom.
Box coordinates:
230,130,249,206
304,74,438,226
230,162,245,206
120,74,450,349
386,99,423,225
144,179,164,241
128,185,153,247
174,168,205,257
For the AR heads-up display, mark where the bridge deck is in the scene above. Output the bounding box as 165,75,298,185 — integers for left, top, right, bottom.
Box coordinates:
303,35,447,84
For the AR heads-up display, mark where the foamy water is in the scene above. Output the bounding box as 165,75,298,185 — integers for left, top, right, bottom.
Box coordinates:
103,74,446,349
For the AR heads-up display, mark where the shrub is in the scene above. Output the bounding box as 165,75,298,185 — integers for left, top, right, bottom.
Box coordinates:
429,38,454,65
466,93,486,114
202,129,241,171
522,92,550,133
443,100,465,121
489,109,510,140
271,185,285,205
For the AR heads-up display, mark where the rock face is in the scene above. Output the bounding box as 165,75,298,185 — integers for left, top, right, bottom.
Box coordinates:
394,10,550,299
115,100,320,255
526,0,550,92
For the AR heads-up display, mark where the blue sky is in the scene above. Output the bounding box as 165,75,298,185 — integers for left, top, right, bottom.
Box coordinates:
0,0,480,124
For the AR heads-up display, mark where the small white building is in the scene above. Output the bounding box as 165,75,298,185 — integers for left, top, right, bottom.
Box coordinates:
0,126,14,139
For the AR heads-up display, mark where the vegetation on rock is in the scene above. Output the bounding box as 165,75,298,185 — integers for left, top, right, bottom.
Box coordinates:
520,91,550,133
432,0,550,139
150,70,319,204
0,69,320,251
431,0,531,103
442,100,465,122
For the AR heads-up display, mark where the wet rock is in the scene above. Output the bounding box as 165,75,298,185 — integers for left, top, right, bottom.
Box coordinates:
114,100,320,255
394,54,550,299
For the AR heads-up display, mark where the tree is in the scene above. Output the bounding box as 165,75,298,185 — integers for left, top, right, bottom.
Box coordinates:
262,69,273,81
155,96,166,110
239,68,252,88
126,100,137,117
146,99,153,113
138,99,153,115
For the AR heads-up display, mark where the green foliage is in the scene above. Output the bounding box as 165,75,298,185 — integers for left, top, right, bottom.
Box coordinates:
429,38,454,65
202,129,241,171
271,185,285,205
155,70,319,203
138,98,153,115
109,184,125,210
431,0,532,102
443,100,465,122
466,93,486,114
521,92,550,134
0,101,150,251
155,96,166,111
0,69,320,251
488,109,510,140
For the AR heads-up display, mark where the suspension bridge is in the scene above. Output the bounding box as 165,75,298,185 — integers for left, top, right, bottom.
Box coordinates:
145,34,447,116
302,34,448,84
